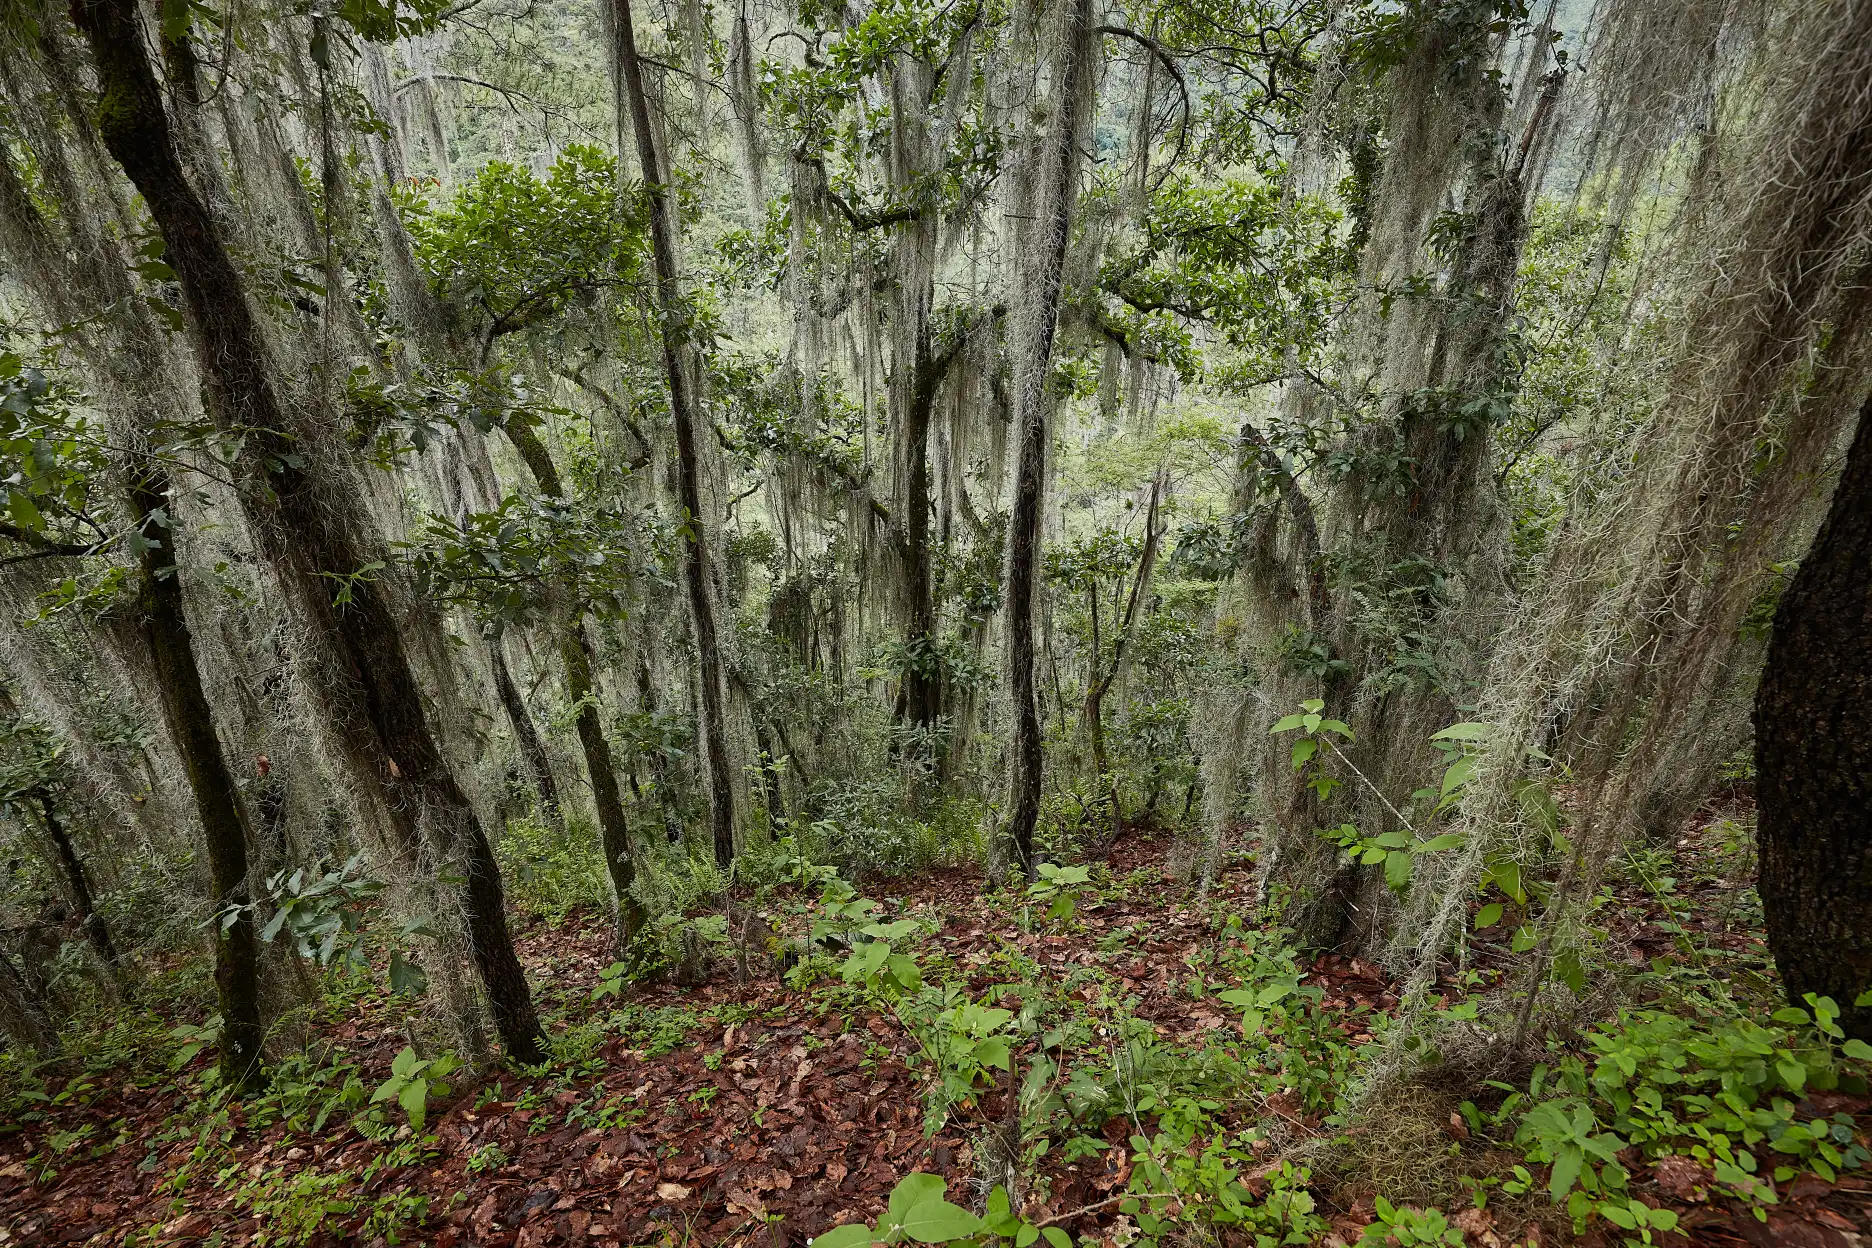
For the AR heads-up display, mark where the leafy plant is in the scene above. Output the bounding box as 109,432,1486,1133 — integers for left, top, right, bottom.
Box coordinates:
369,1046,459,1135
901,991,1018,1129
1356,1198,1464,1246
1476,996,1872,1240
1026,863,1091,922
811,1172,983,1246
1269,699,1352,800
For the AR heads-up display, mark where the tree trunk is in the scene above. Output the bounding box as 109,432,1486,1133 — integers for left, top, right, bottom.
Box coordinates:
1757,396,1872,1040
488,636,563,829
31,792,118,971
899,313,943,734
69,0,545,1064
1004,0,1097,879
130,469,266,1090
561,621,648,947
613,0,738,868
0,947,56,1056
500,422,646,947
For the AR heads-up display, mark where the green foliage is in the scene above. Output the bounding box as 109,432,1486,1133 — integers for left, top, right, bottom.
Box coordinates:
228,1141,435,1246
899,990,1017,1131
498,814,610,922
1356,1198,1464,1246
402,146,644,340
369,1046,459,1135
1269,698,1353,799
409,491,662,635
1467,998,1872,1239
0,357,110,549
1026,863,1090,922
810,1172,983,1247
1098,176,1346,388
248,855,385,967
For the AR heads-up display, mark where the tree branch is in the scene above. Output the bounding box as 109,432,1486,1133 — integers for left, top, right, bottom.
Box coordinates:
1096,26,1192,191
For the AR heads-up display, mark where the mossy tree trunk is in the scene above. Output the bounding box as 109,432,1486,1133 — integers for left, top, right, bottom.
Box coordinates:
501,421,647,948
612,0,738,867
129,468,267,1090
1004,0,1096,879
68,0,545,1064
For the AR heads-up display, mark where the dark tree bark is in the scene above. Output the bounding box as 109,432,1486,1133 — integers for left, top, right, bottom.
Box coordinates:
68,0,545,1064
0,947,57,1056
1004,0,1097,879
130,470,266,1089
1757,396,1872,1040
613,0,739,868
500,422,646,947
898,307,943,734
487,636,563,829
30,792,118,971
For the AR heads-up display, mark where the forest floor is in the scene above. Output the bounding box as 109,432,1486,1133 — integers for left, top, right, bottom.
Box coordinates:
3,805,1870,1248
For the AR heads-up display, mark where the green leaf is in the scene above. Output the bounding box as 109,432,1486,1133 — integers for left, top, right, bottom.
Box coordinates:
984,1187,1017,1235
1384,850,1412,891
1290,738,1318,770
888,1174,948,1223
1431,722,1491,742
811,1225,879,1248
1840,1039,1872,1060
399,1073,428,1132
1548,1147,1583,1199
1041,1229,1072,1248
1416,833,1463,854
974,1037,1012,1071
389,950,429,997
1270,714,1306,734
1600,1202,1637,1230
1475,903,1503,930
391,1045,422,1079
7,491,43,533
901,1200,984,1243
886,953,923,990
1439,755,1476,797
1015,1224,1039,1248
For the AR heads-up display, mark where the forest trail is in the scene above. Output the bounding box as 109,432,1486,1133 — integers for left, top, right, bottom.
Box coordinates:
4,816,1866,1247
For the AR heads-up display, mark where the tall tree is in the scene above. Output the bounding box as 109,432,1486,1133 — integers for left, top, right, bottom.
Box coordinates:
1756,396,1872,1041
1004,0,1097,878
65,0,546,1063
131,470,268,1088
501,421,648,948
612,0,739,866
0,133,264,1087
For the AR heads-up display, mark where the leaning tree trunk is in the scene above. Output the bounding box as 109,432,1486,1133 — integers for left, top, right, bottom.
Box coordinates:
487,636,564,829
1757,396,1872,1040
1004,0,1097,879
29,791,118,972
501,422,647,947
130,469,267,1090
68,0,545,1064
613,0,738,867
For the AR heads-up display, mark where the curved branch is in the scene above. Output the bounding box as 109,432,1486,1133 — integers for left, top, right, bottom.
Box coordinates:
0,522,101,565
1095,26,1192,192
